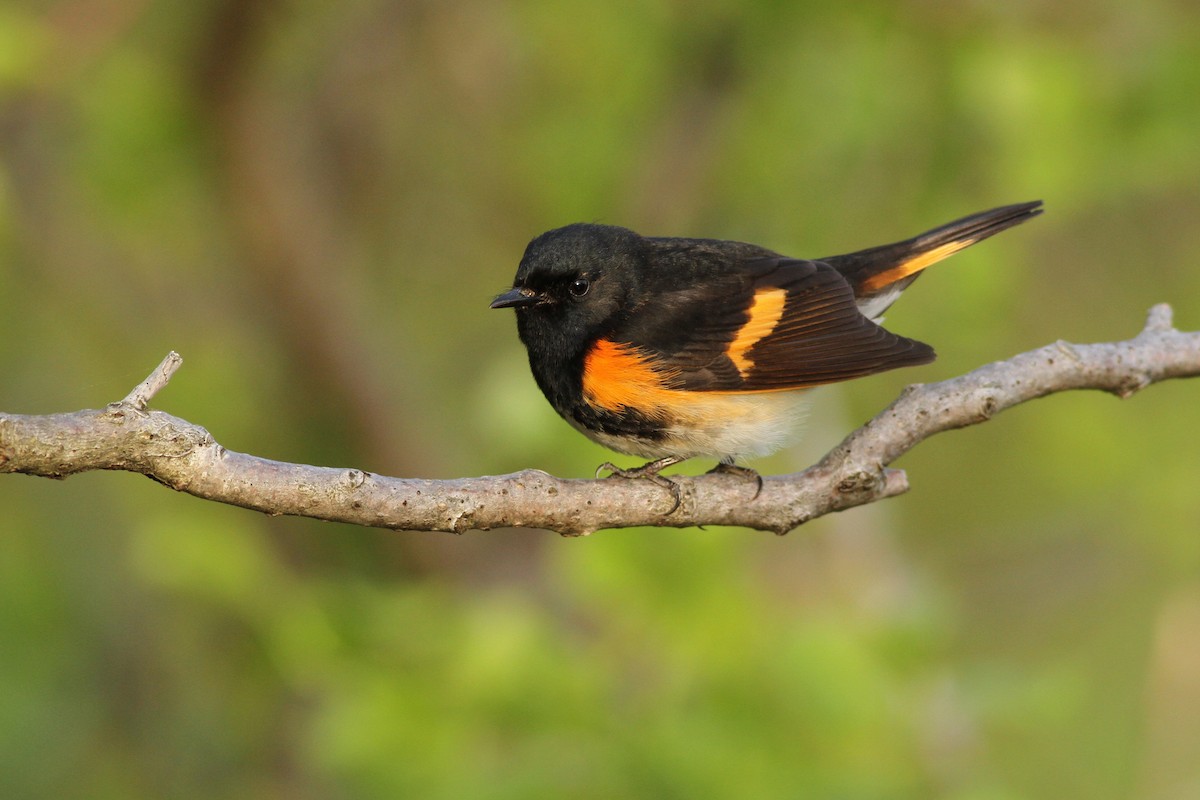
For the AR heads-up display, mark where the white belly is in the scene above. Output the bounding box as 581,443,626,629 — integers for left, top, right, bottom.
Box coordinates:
576,390,810,462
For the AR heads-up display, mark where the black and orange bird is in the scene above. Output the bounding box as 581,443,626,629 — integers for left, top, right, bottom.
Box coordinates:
491,201,1042,506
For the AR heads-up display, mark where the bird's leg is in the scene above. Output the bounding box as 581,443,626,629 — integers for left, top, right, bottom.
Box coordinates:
706,457,763,500
596,456,686,514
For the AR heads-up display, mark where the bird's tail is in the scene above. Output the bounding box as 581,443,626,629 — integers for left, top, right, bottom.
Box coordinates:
824,200,1043,318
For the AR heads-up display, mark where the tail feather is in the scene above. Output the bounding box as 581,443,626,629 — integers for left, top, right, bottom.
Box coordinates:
824,201,1043,317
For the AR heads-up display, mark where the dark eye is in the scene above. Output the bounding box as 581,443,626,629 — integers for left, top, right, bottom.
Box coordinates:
568,277,591,298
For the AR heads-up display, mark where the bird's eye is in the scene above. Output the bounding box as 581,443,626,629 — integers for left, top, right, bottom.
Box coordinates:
568,277,591,298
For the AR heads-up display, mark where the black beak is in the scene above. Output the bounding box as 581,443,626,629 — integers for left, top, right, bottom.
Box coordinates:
490,287,540,309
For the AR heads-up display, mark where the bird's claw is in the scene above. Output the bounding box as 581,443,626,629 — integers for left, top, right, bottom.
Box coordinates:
706,462,764,500
595,458,684,514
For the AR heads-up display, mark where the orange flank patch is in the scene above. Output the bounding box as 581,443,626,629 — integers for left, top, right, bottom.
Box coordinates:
579,337,811,459
861,238,975,293
726,288,787,377
582,339,681,414
582,329,808,424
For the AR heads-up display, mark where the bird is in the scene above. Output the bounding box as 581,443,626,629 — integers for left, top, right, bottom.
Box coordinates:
491,201,1043,509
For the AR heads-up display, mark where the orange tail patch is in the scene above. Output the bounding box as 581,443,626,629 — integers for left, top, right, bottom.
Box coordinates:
860,238,975,293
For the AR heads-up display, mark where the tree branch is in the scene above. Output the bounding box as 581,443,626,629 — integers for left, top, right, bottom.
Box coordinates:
2,305,1197,535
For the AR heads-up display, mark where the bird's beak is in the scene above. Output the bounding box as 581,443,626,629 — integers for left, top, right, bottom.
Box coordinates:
490,287,540,309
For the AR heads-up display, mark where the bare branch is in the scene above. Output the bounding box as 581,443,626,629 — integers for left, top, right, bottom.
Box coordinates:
2,305,1198,535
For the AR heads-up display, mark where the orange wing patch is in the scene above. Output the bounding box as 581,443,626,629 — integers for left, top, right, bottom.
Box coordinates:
726,288,787,378
861,238,974,293
582,339,680,415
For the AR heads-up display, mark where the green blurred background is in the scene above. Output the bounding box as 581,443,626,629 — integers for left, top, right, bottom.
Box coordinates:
2,1,1199,797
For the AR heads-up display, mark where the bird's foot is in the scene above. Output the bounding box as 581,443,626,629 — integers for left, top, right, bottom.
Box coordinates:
705,461,763,500
596,456,685,514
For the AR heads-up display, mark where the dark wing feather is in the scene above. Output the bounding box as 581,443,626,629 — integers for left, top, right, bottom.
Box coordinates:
624,257,935,392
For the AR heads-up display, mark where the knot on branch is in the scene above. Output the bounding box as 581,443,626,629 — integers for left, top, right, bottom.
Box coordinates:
1112,375,1152,400
836,469,884,499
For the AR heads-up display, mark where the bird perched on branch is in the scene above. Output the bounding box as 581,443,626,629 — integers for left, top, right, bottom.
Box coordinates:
492,201,1043,509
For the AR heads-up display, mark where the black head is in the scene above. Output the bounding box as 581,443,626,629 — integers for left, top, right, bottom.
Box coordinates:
491,223,646,354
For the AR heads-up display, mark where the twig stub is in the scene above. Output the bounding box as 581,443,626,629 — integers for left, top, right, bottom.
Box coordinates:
119,351,183,411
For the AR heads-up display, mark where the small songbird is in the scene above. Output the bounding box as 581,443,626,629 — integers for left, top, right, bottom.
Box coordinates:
491,201,1042,506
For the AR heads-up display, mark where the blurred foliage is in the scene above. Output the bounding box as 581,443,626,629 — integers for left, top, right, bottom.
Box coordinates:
2,0,1200,797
